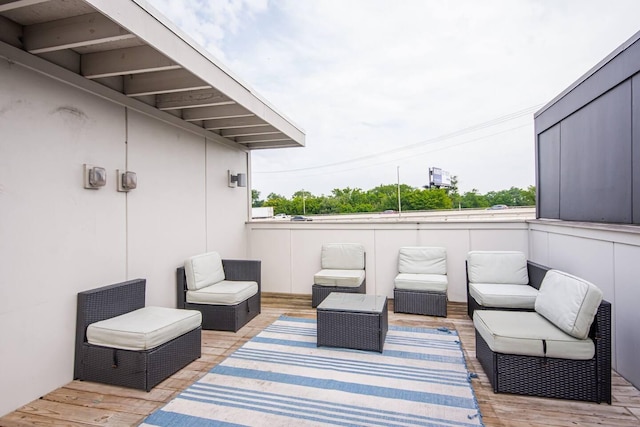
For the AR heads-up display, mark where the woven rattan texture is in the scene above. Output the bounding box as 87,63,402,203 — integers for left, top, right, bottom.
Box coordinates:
394,289,447,317
317,298,388,352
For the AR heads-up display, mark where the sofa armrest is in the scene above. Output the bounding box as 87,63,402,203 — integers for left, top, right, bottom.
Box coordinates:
527,261,550,290
592,299,612,404
222,259,262,292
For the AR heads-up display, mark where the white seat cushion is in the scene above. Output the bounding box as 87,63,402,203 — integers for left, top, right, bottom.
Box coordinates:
467,251,528,284
184,252,225,290
87,306,202,351
469,283,538,309
314,269,365,287
398,247,447,274
474,310,595,360
321,243,365,270
535,270,603,339
394,273,447,292
186,280,258,305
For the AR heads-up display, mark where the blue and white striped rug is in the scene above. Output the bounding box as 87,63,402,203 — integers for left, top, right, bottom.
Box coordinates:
142,316,483,427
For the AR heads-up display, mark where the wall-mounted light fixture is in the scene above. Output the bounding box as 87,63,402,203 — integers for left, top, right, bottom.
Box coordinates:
228,170,247,188
83,164,106,189
117,170,137,192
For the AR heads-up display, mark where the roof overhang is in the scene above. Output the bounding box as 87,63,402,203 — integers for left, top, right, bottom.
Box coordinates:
0,0,305,150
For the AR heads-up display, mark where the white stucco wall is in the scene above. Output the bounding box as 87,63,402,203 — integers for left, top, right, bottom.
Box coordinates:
0,60,250,416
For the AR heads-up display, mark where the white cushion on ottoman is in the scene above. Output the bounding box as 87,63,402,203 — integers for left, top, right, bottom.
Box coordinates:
87,306,202,351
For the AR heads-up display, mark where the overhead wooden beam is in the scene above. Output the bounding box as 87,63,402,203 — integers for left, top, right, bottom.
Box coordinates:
221,125,280,137
245,140,296,149
81,45,181,78
234,133,290,144
0,0,49,13
156,88,234,110
23,12,135,54
203,116,267,130
182,104,253,121
124,68,210,96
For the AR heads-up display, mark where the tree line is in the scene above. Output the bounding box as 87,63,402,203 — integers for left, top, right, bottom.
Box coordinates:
252,178,535,216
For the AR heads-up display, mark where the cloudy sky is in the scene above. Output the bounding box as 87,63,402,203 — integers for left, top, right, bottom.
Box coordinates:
147,0,640,198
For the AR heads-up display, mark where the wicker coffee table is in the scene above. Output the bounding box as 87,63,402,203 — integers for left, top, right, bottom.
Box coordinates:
316,292,388,352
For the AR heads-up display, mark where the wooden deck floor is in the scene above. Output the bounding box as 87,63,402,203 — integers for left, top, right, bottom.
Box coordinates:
2,295,639,426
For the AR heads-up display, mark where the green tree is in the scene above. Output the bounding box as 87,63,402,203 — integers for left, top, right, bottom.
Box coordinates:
460,189,489,209
251,189,263,207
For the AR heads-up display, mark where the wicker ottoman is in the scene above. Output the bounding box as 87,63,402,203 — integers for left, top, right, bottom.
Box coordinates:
316,292,388,352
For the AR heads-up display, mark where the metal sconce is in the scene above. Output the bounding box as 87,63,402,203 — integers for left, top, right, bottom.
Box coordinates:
117,170,137,192
228,170,247,188
83,164,107,189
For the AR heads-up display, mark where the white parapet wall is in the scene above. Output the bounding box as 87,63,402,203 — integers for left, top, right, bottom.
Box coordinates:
247,218,530,303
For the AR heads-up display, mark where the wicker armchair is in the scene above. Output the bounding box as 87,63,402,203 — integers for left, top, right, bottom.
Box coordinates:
393,246,448,317
74,279,202,391
177,254,261,332
312,243,366,308
466,251,550,318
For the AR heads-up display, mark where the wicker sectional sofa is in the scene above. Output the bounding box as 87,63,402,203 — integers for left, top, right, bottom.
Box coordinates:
473,270,611,403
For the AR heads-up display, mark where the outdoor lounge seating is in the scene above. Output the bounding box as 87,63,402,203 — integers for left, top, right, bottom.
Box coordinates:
466,250,550,318
312,243,366,307
394,246,448,317
74,279,202,391
177,252,261,332
474,269,611,403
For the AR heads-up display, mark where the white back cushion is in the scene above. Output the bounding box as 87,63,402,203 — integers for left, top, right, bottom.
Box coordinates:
184,252,225,290
321,243,365,270
398,247,447,274
467,251,528,285
535,270,603,340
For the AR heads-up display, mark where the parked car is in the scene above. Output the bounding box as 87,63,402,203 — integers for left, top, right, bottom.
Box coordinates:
274,213,289,219
290,215,312,221
382,209,397,214
486,204,509,210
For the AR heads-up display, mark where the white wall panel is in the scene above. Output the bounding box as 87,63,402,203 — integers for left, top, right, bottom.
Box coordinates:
206,141,249,258
126,110,206,307
0,62,126,416
613,243,640,387
528,229,550,266
373,229,418,298
417,228,471,302
248,228,292,293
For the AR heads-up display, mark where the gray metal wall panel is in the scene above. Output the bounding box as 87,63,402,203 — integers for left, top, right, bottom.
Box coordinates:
633,75,640,224
535,38,640,134
559,82,632,223
537,125,561,219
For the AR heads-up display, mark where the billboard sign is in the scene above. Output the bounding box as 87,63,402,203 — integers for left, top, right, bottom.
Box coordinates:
429,167,451,188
